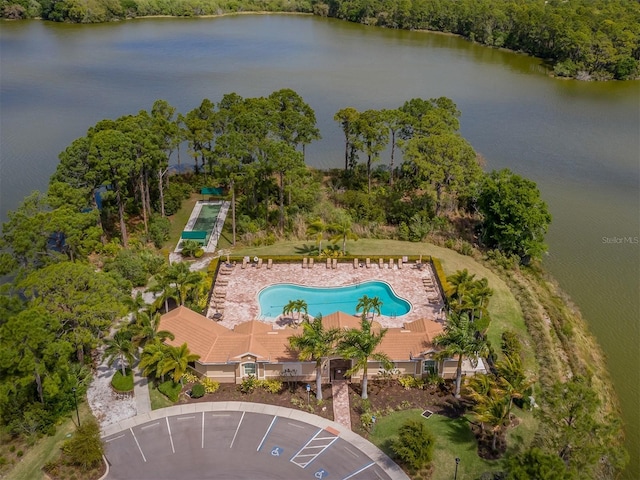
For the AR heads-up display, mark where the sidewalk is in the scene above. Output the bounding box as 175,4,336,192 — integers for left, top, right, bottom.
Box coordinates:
133,366,151,415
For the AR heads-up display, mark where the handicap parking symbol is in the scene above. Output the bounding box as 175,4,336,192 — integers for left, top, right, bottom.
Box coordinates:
270,446,284,457
314,469,328,479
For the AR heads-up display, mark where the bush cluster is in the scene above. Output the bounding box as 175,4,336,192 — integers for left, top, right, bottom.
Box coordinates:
158,380,182,402
239,376,283,394
111,369,134,392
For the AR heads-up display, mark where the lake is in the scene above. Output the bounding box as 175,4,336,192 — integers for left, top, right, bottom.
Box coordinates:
0,15,638,476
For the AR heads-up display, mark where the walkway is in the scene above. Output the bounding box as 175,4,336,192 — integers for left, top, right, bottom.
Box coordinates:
331,380,352,430
133,366,151,415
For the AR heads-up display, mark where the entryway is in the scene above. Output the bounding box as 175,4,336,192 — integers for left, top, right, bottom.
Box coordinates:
329,359,351,381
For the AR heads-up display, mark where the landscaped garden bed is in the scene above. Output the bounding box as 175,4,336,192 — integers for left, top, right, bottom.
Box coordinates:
161,380,335,422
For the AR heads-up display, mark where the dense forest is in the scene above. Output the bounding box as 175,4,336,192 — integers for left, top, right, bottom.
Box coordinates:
2,0,639,80
0,91,627,478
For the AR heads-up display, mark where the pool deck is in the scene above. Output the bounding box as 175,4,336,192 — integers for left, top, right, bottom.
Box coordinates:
208,260,445,330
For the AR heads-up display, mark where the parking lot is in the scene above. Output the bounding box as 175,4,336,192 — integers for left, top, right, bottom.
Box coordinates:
102,403,408,480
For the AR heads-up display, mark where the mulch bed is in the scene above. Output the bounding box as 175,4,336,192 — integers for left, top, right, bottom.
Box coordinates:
176,378,467,438
178,381,335,421
346,380,464,435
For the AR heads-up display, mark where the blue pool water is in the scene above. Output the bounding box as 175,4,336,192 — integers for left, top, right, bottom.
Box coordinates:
258,281,411,319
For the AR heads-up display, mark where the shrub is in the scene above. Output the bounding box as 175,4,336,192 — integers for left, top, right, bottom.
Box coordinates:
190,383,205,398
103,249,148,286
258,379,283,394
239,375,258,394
111,369,134,392
182,372,199,384
501,330,522,359
158,380,182,402
181,240,203,258
148,215,170,248
62,419,104,471
398,375,421,390
201,378,220,394
392,420,435,471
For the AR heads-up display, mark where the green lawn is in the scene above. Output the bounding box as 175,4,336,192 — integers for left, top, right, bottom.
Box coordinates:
6,402,92,480
164,193,201,251
149,382,176,410
370,409,499,479
369,407,536,480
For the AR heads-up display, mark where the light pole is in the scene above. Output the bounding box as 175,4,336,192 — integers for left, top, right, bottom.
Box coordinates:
72,387,80,427
454,457,460,480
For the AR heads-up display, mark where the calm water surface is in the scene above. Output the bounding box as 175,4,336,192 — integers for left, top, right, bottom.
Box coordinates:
1,16,638,476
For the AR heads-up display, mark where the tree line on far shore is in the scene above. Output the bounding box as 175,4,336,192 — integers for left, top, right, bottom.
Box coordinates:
2,0,638,80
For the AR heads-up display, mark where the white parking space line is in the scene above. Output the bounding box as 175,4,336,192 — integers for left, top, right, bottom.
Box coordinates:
287,422,305,428
105,434,125,443
140,422,159,430
166,417,175,454
130,428,147,463
211,414,231,417
342,461,375,480
201,411,205,449
257,416,278,451
177,415,195,420
344,446,360,458
229,411,245,449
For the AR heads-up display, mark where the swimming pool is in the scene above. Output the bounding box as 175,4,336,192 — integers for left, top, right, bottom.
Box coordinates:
258,281,411,319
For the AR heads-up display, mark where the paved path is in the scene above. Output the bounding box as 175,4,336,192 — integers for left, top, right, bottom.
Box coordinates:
331,380,352,430
133,367,151,415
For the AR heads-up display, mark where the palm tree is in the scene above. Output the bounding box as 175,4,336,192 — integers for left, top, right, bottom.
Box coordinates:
433,312,488,398
148,269,173,313
337,317,391,399
283,299,308,325
474,395,510,451
446,269,476,305
160,343,200,385
369,297,383,320
130,310,175,350
306,220,327,255
495,354,533,417
165,262,205,306
464,374,504,435
356,295,373,319
469,278,493,321
124,291,146,314
139,342,170,381
356,295,383,320
328,218,358,255
289,315,341,400
103,330,136,377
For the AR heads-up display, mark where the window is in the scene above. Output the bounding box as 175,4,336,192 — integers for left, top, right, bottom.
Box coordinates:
242,363,256,377
423,360,438,375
